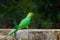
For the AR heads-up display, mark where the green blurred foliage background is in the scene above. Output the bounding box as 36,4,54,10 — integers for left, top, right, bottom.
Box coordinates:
0,0,60,29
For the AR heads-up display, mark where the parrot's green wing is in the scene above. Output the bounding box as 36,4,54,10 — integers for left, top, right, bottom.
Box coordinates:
18,18,31,29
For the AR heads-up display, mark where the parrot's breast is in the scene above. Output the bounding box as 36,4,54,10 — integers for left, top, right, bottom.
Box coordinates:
19,18,31,28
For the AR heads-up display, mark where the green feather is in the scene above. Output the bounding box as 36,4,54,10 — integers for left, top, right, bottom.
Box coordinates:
6,29,19,38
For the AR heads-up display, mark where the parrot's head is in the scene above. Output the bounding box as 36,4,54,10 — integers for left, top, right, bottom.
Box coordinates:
26,12,34,18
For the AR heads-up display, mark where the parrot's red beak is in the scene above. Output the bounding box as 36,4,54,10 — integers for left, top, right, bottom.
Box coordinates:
32,14,34,16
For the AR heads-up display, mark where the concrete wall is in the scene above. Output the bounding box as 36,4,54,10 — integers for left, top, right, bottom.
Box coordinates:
0,29,60,40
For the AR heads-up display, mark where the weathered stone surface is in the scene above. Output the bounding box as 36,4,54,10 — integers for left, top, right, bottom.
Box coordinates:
16,29,58,40
0,29,60,40
0,36,16,40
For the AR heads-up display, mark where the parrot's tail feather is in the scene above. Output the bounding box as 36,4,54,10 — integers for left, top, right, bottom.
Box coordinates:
6,29,18,38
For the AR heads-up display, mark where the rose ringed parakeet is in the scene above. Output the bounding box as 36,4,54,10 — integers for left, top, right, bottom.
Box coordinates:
6,12,34,38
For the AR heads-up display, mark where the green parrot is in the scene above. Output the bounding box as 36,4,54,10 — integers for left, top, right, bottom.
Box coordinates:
6,12,34,38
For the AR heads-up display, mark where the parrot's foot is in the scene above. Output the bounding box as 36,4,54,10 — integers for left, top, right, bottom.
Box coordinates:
26,26,29,29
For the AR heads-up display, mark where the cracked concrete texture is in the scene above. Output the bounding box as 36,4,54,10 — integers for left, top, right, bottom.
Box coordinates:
16,29,58,40
0,29,60,40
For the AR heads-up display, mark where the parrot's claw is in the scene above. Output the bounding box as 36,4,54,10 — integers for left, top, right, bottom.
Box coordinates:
26,26,29,29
